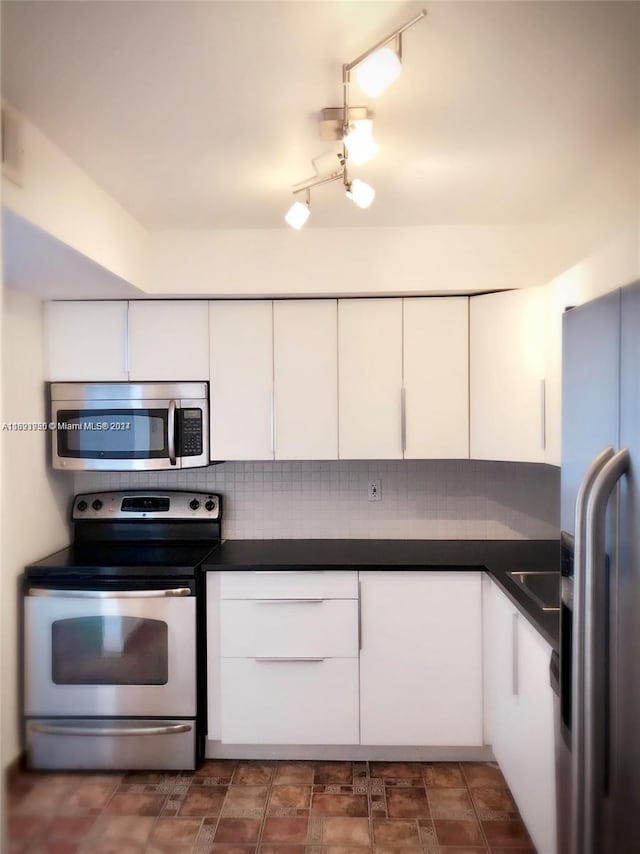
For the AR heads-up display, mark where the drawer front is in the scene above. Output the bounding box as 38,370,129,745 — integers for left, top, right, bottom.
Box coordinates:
221,599,358,658
220,570,358,600
26,718,196,771
220,657,359,744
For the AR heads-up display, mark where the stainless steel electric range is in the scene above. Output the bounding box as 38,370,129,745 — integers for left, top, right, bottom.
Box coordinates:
23,490,222,771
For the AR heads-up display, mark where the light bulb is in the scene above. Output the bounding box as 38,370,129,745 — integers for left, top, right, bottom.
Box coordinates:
343,119,379,165
346,179,375,209
355,47,402,97
284,200,310,229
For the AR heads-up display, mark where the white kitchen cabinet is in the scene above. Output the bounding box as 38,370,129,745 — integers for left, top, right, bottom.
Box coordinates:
485,579,557,854
220,599,358,658
470,287,546,463
44,300,129,381
208,300,273,460
273,299,338,459
403,297,469,459
127,301,209,381
359,571,483,746
338,299,403,459
220,569,358,600
220,657,359,745
215,568,360,746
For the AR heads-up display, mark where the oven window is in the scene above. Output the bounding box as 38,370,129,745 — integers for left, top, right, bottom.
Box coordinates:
56,409,168,459
51,617,168,685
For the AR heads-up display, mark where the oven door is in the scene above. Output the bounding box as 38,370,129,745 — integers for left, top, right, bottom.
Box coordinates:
24,583,196,718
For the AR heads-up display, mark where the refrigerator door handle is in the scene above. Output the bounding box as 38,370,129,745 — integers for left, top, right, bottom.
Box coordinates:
582,448,630,854
570,446,615,854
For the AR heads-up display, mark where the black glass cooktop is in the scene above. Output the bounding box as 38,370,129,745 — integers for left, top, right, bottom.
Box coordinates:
26,541,220,578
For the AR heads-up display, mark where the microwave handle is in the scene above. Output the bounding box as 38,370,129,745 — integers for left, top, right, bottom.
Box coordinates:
168,400,177,466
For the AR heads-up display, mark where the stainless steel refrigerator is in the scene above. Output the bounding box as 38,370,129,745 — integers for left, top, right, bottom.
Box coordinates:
557,281,640,854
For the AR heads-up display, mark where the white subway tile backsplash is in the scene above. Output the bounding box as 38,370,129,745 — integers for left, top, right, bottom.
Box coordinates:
74,460,559,541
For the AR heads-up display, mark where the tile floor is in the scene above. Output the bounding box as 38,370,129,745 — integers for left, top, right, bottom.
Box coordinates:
7,760,536,853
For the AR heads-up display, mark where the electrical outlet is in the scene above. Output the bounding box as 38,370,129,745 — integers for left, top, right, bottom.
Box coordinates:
368,480,381,501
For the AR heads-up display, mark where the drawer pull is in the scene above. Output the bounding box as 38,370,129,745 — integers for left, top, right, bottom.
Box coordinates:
253,570,325,575
254,657,326,663
256,598,325,604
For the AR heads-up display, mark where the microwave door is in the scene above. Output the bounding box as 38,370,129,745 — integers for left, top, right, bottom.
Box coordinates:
51,398,175,471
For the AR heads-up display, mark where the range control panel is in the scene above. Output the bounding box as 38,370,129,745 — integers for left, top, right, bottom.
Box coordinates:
73,490,222,521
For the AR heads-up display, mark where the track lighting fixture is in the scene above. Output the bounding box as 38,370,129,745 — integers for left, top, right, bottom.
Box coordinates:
345,178,376,209
285,9,426,228
343,119,378,166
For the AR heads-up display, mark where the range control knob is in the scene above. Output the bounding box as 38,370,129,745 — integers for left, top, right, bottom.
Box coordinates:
189,499,200,511
205,499,216,512
77,500,88,512
91,499,103,511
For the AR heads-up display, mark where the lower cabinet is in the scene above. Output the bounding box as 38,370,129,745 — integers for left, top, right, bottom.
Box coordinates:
484,578,557,854
211,570,360,745
220,658,359,745
359,571,483,746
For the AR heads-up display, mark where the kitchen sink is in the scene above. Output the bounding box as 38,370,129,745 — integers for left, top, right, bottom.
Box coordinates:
508,571,560,612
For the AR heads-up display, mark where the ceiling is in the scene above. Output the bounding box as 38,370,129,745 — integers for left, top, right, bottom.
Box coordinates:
2,1,639,231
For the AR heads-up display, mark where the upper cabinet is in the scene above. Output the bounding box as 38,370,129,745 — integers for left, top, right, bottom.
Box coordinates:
273,300,338,460
403,297,469,459
209,300,274,461
44,300,209,383
44,293,557,464
128,301,209,381
470,288,546,463
44,301,129,382
338,299,403,459
338,297,470,460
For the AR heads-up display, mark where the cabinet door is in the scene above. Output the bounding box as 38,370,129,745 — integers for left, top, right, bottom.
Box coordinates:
403,297,469,459
128,301,209,381
338,299,403,459
486,581,557,854
209,301,273,460
470,288,546,462
273,300,338,459
44,301,128,381
359,571,483,746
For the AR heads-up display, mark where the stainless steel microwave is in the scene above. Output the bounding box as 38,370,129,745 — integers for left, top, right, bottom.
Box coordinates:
50,382,209,471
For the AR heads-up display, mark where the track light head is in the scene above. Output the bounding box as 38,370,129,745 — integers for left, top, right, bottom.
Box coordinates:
345,178,376,209
343,119,379,165
285,198,311,229
355,46,403,97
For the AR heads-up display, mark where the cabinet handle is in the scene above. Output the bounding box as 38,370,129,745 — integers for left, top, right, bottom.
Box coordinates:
270,389,276,457
540,379,546,450
254,570,325,575
255,598,324,604
358,579,362,650
254,657,326,663
512,612,519,696
400,387,407,454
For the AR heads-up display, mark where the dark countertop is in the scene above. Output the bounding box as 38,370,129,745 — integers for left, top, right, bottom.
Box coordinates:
204,539,561,649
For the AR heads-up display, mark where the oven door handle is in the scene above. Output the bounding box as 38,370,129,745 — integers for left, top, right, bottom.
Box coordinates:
27,587,192,598
30,723,192,737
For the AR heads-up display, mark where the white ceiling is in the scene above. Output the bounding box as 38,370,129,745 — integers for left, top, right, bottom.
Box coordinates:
2,1,639,230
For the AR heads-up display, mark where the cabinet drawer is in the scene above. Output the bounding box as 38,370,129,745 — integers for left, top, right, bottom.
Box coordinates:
220,570,358,600
220,657,359,744
221,599,358,658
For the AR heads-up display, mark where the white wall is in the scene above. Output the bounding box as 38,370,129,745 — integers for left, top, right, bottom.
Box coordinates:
146,223,579,298
2,105,149,291
1,288,73,768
